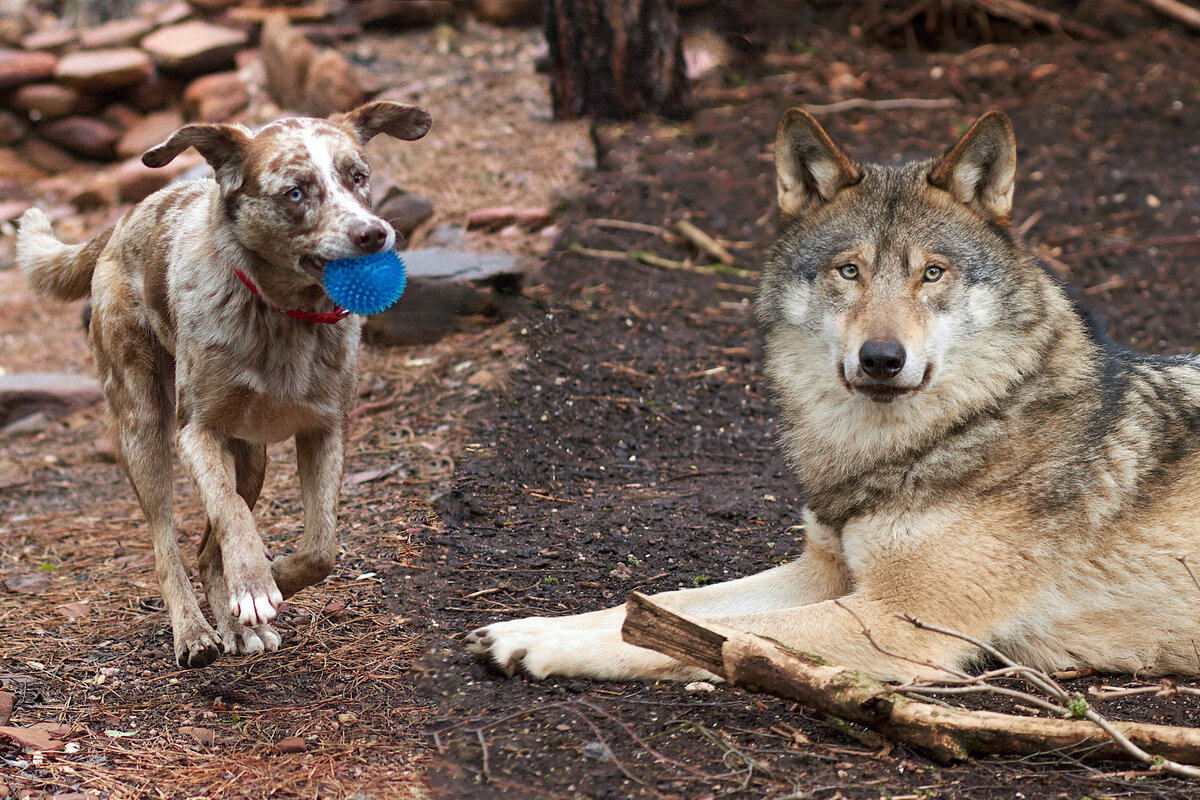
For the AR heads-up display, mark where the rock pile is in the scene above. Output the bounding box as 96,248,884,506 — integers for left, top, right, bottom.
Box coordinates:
0,0,540,228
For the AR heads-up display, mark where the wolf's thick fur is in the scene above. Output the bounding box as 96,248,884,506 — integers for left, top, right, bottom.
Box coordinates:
17,101,431,669
466,110,1200,682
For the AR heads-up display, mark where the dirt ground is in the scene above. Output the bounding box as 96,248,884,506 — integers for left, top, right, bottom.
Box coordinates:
4,5,1200,800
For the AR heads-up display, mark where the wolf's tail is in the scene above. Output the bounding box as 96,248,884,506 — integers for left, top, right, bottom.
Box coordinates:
16,208,110,301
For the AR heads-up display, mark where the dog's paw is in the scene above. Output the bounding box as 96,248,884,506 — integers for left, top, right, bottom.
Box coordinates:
225,562,284,627
217,618,282,656
174,620,222,669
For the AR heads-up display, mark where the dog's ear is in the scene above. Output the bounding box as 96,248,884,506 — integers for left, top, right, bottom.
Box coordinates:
333,101,432,144
775,108,860,219
142,123,252,193
928,111,1017,222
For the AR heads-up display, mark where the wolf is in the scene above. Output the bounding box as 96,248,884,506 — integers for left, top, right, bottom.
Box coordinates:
17,101,431,668
465,109,1200,683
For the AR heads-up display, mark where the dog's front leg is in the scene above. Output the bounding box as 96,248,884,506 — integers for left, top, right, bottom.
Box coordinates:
272,427,344,598
178,424,282,627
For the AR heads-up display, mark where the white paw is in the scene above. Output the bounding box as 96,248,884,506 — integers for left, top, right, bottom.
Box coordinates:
230,583,283,627
217,618,282,655
464,617,566,678
465,613,723,683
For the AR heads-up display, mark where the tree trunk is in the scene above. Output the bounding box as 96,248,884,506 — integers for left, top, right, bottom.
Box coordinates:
543,0,690,120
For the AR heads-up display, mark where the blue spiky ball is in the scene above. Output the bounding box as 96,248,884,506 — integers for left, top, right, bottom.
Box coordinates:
323,250,407,316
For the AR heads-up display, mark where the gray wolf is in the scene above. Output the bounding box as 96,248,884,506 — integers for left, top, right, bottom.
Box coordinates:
466,109,1200,683
16,101,431,668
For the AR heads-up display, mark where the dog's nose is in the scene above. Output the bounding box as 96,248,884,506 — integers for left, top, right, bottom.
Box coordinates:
353,220,388,253
859,339,906,380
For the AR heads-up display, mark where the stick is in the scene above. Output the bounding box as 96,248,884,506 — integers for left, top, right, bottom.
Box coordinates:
1136,0,1200,30
674,220,736,266
620,592,1200,768
804,98,959,115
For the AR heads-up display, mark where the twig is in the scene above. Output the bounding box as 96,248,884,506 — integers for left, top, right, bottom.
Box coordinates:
1089,680,1200,701
1137,0,1200,30
804,97,959,115
1064,234,1200,262
673,220,736,266
568,242,757,279
588,218,674,238
1179,555,1200,593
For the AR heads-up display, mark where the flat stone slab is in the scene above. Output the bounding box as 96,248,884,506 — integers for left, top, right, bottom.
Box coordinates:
0,372,103,426
400,247,517,281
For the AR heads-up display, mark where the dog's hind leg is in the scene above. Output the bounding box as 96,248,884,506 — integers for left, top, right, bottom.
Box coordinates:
271,428,344,599
198,439,281,655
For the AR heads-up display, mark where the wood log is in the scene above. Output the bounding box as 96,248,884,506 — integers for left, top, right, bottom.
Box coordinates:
621,592,1200,766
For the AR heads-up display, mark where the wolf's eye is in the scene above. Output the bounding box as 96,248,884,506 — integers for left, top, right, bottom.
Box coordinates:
837,264,859,280
286,187,304,203
923,265,944,282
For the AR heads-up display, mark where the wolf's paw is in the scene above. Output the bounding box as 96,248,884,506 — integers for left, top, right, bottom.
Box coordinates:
174,619,222,669
465,618,551,678
216,615,282,656
224,560,283,627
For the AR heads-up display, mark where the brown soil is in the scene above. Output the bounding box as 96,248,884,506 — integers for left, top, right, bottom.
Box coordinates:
4,8,1200,800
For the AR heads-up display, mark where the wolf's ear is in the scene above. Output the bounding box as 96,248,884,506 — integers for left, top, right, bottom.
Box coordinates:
143,123,252,192
775,108,860,218
928,111,1017,222
333,101,432,144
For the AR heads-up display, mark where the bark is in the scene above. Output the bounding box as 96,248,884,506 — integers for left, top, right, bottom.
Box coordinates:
543,0,690,120
621,591,1200,766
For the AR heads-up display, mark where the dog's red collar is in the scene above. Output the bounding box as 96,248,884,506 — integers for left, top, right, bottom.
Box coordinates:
233,267,349,324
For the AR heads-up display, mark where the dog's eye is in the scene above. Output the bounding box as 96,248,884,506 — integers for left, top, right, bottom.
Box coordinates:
923,265,944,282
352,172,368,187
284,187,305,203
837,264,859,280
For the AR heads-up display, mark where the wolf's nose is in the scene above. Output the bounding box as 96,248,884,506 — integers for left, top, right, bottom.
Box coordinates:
353,220,388,253
859,339,906,380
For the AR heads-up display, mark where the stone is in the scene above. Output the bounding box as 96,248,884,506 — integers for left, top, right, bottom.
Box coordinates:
114,151,203,202
116,109,184,160
0,148,49,182
10,83,91,121
20,29,78,53
373,186,434,238
56,48,154,91
71,174,119,210
141,21,248,75
473,0,541,25
182,72,249,122
187,0,240,10
275,736,307,753
38,116,122,160
352,0,456,27
16,138,78,175
79,17,154,49
0,112,24,147
362,251,523,346
302,48,366,117
0,49,58,91
0,373,104,426
126,74,188,113
261,12,316,111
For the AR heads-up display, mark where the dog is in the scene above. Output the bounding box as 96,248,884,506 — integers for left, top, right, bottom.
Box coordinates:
466,109,1200,683
16,101,431,668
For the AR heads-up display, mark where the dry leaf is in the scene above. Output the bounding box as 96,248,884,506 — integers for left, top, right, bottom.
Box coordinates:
275,736,307,753
55,602,89,619
179,726,215,745
3,573,53,594
0,692,12,726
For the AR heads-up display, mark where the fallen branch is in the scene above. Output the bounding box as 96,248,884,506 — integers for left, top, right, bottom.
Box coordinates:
673,220,736,267
621,592,1200,770
804,97,959,115
1137,0,1200,31
568,242,757,283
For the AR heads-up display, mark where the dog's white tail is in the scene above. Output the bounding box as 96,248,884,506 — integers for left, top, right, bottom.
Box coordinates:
16,208,110,301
